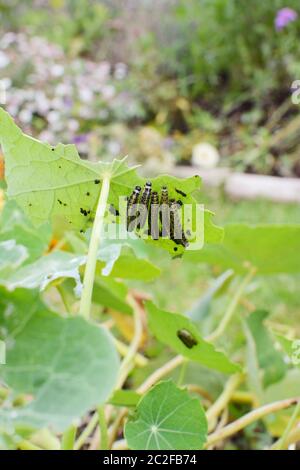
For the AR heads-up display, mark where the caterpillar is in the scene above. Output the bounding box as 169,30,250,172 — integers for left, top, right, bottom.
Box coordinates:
137,181,152,229
169,199,189,247
126,183,190,249
160,186,170,237
177,329,198,349
127,185,141,231
148,191,160,240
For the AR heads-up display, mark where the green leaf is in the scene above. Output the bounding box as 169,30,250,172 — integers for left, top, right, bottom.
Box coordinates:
184,223,300,274
125,380,207,450
275,334,300,368
0,250,84,292
109,390,141,407
0,240,28,279
93,277,132,315
0,201,51,263
146,301,241,374
108,252,161,281
0,107,222,255
0,288,119,431
246,311,287,387
187,269,234,325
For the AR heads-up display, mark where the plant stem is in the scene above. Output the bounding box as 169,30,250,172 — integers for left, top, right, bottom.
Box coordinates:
116,294,144,389
114,338,147,367
272,400,300,450
57,284,71,314
74,413,98,450
138,355,185,394
61,425,76,450
17,440,42,450
206,373,244,430
206,267,256,343
205,397,299,448
98,406,109,450
79,176,110,320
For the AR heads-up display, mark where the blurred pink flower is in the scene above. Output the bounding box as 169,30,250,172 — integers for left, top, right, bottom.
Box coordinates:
275,7,298,30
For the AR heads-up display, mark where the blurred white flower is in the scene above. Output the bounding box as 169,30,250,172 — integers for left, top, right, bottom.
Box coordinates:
79,87,93,103
192,142,220,169
114,62,127,80
68,119,80,132
0,51,10,68
101,85,115,100
19,109,33,124
50,64,64,77
107,140,121,156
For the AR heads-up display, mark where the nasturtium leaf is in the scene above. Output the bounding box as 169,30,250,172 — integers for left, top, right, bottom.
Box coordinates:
0,250,84,293
125,380,207,450
0,287,119,431
0,107,222,255
0,240,28,280
184,224,300,274
246,311,287,387
146,301,241,374
0,201,51,263
93,277,132,315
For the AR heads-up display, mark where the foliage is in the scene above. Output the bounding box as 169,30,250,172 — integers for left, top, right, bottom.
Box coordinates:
0,109,299,451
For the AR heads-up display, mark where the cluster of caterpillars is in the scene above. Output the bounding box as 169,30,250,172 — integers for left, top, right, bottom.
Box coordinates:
126,181,189,248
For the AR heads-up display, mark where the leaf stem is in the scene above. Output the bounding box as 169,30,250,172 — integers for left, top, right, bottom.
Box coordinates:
205,397,299,448
138,355,185,394
61,425,76,450
115,294,144,389
272,400,300,450
206,267,256,343
79,176,110,320
98,405,109,450
206,373,244,430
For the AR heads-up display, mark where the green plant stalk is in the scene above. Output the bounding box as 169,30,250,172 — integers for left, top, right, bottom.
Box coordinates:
17,440,42,450
205,397,299,448
74,412,98,450
62,425,76,450
206,267,256,343
115,294,144,389
57,284,72,314
98,405,109,450
206,373,244,430
79,176,110,319
272,400,300,450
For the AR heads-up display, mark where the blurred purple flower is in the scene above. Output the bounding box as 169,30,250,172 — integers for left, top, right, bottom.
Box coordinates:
72,134,89,144
275,8,298,30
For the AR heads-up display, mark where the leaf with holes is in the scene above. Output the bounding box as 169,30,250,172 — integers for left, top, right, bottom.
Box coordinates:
0,108,222,255
146,301,241,374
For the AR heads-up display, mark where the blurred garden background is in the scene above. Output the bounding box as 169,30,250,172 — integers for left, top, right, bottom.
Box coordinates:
1,0,300,319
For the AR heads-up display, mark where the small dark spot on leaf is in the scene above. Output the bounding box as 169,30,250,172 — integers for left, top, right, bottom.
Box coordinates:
80,229,84,233
51,148,55,151
173,247,178,252
186,230,191,236
80,207,88,216
59,165,61,169
29,203,32,207
57,199,62,205
94,179,100,184
64,203,67,207
86,192,90,196
175,188,187,197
